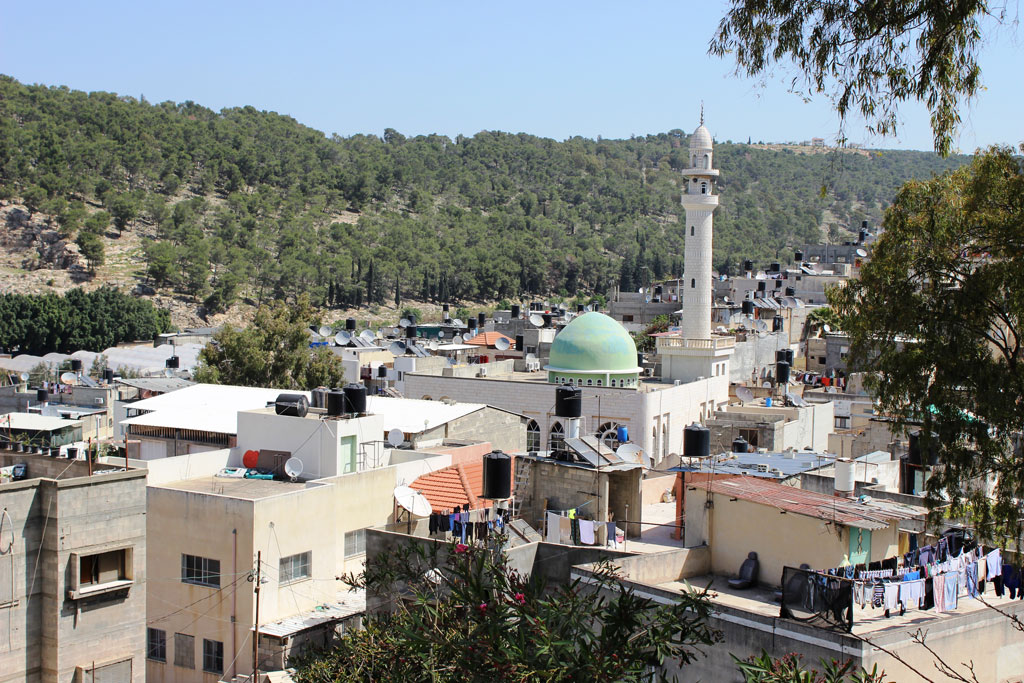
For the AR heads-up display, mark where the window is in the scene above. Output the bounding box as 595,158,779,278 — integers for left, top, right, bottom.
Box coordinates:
596,379,602,386
147,628,166,662
174,633,194,669
595,422,623,449
586,379,593,386
79,548,128,587
203,639,224,674
835,416,851,429
691,278,695,288
526,420,541,452
738,428,759,449
549,421,566,454
690,225,695,236
344,529,367,559
279,552,311,584
181,554,220,588
701,182,707,194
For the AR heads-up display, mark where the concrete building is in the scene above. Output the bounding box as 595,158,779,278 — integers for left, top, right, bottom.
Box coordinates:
704,401,834,453
0,450,147,682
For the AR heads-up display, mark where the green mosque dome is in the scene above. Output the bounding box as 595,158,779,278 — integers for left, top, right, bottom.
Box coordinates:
546,312,640,375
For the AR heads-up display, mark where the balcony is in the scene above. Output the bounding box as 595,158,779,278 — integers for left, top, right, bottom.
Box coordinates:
656,336,736,351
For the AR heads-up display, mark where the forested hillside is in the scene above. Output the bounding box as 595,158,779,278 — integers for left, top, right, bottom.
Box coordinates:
0,76,970,316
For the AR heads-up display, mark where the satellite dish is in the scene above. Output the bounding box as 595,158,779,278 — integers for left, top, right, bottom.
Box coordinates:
320,325,334,337
529,313,544,327
638,287,645,294
359,329,376,342
388,341,407,356
60,371,77,385
387,428,405,447
452,334,464,345
856,248,868,257
723,296,731,304
452,318,464,328
755,320,769,332
495,337,511,351
616,443,643,463
428,340,439,351
525,352,537,361
334,330,352,345
164,369,174,378
437,330,446,339
826,386,838,394
782,297,798,309
823,324,833,333
284,457,303,480
393,485,432,517
736,386,754,403
755,271,767,280
786,392,809,408
399,318,410,328
19,372,29,381
761,381,772,389
585,304,593,312
391,327,402,337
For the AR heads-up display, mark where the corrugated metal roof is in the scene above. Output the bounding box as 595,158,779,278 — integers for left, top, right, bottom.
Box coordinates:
115,377,195,393
704,477,924,530
1,412,82,431
259,589,365,638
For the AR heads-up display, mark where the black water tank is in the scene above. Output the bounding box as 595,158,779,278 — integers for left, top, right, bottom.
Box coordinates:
66,447,78,460
326,390,345,416
742,300,754,316
776,350,788,363
346,318,356,330
542,313,553,328
684,424,710,459
743,259,754,272
166,356,179,369
555,385,582,418
275,393,309,417
774,279,782,289
533,301,543,311
654,285,663,296
70,359,83,372
757,281,766,292
104,368,114,383
467,317,477,330
785,349,794,366
478,312,487,327
862,220,869,229
776,360,791,385
577,304,585,313
732,436,749,453
443,303,450,312
770,262,781,273
377,365,388,378
785,286,796,297
908,430,939,466
482,450,512,500
637,352,644,368
343,383,367,415
515,334,524,351
795,250,804,262
406,325,417,339
36,389,48,402
311,387,328,409
859,229,868,243
511,304,521,318
773,316,783,332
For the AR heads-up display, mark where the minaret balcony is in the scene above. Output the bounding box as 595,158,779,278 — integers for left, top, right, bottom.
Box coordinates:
680,168,720,177
681,194,720,207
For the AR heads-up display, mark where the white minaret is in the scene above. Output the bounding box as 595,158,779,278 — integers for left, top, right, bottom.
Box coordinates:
680,112,719,340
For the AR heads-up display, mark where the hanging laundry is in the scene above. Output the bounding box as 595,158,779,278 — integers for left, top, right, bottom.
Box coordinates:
559,516,572,545
901,579,925,609
933,574,946,612
579,519,595,545
546,512,560,543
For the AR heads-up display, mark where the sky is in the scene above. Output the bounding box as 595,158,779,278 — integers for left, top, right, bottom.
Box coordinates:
1,0,1020,152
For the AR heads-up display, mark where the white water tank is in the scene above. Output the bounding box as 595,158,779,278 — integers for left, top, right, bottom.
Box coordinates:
835,458,855,497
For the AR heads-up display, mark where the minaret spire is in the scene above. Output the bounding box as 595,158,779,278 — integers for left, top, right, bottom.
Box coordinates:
700,101,704,126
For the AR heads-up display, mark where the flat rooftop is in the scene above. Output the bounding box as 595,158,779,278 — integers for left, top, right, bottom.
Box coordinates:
156,475,310,500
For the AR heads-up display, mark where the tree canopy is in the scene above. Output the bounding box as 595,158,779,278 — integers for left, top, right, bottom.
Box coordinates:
193,294,345,389
830,145,1024,541
711,0,998,155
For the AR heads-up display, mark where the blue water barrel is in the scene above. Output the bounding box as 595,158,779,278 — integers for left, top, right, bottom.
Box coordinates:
616,425,629,443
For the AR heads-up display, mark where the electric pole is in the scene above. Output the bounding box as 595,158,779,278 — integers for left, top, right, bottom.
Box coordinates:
252,551,261,682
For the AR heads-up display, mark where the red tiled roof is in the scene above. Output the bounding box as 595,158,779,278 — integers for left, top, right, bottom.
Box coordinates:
705,477,915,530
464,331,515,348
411,459,515,513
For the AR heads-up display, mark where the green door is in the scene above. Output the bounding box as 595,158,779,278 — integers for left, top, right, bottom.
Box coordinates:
848,527,872,566
339,435,356,473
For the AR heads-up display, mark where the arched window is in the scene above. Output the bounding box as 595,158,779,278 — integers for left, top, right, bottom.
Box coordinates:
691,278,695,288
421,395,433,401
596,379,602,386
596,422,624,449
526,419,541,452
690,225,695,236
703,153,710,169
577,378,583,386
549,421,566,454
586,379,593,386
701,182,707,195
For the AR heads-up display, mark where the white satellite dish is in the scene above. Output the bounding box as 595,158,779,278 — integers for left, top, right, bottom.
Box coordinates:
782,297,798,309
638,287,645,294
856,248,868,257
60,371,77,385
334,330,352,345
452,334,464,345
318,325,332,337
284,457,303,481
528,313,544,327
525,352,537,361
19,372,29,382
164,369,174,378
616,443,642,462
393,485,432,517
823,324,833,333
399,318,410,328
428,340,439,351
585,304,593,312
761,381,772,389
437,330,446,339
391,327,402,337
755,271,767,280
387,428,405,447
452,318,464,328
755,320,769,332
388,341,407,356
360,329,376,342
736,386,755,403
495,337,511,351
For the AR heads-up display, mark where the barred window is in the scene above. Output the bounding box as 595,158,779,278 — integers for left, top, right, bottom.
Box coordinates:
279,551,311,584
147,628,166,662
181,554,220,588
202,639,224,674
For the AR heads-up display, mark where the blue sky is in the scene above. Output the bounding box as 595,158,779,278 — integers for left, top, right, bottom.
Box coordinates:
1,1,1019,152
